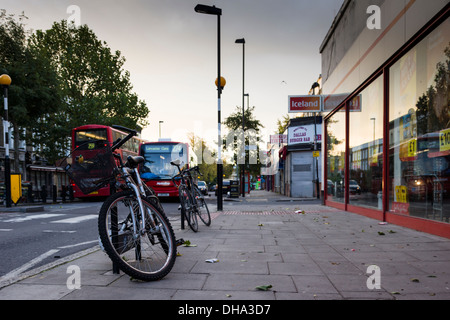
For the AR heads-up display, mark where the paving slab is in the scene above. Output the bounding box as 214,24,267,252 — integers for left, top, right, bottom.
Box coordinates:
0,190,449,302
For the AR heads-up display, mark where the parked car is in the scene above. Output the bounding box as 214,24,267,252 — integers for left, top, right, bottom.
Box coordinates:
215,180,231,196
197,180,208,195
349,180,361,195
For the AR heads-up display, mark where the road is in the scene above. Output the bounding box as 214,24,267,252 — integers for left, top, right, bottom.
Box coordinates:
0,190,310,281
0,198,184,279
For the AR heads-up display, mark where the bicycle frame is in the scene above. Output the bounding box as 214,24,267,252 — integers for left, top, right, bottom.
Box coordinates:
109,125,152,239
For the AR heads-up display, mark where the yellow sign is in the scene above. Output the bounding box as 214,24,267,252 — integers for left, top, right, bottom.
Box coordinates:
313,151,320,158
10,174,22,204
407,138,417,157
440,128,450,152
395,185,408,203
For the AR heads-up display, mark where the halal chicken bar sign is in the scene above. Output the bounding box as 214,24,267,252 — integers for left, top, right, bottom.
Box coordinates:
289,95,322,113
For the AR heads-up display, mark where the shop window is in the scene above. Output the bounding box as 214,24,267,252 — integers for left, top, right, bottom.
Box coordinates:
349,76,384,209
389,19,450,222
326,107,346,203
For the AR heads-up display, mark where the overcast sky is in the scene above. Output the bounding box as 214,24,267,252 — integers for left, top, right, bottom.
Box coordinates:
2,0,344,147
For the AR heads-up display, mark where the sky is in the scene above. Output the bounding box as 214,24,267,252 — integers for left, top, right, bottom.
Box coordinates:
2,0,344,149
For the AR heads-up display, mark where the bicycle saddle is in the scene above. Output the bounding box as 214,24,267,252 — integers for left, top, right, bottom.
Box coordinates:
126,155,145,168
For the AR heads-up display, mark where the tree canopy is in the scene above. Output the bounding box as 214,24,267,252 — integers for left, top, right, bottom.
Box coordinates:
0,13,150,164
224,105,264,179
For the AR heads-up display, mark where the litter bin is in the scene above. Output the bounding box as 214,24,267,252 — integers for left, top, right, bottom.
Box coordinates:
230,180,239,198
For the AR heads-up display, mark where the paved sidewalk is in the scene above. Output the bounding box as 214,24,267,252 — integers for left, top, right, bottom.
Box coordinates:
0,190,450,300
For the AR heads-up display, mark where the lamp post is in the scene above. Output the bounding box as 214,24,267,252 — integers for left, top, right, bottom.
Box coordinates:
195,4,224,211
311,82,320,199
0,74,12,208
370,117,376,157
159,121,164,139
235,38,246,197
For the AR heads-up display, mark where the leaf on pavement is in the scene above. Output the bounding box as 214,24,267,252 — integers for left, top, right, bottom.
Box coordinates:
255,285,272,291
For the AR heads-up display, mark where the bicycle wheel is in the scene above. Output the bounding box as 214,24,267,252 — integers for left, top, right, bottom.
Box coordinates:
98,190,177,281
194,186,211,226
178,185,198,232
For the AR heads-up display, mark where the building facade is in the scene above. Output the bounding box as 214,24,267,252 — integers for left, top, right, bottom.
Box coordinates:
320,0,449,237
276,116,322,198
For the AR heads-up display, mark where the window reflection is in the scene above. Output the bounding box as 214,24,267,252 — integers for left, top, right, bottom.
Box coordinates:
389,19,449,222
326,108,346,203
349,77,384,209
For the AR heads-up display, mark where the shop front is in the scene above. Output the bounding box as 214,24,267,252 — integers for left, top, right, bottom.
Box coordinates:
285,116,322,199
321,0,449,237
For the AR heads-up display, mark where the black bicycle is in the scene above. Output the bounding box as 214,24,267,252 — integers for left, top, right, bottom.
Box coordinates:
171,159,211,232
64,125,177,281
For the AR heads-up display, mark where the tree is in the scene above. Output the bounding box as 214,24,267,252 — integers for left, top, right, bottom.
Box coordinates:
187,133,233,184
0,10,62,167
223,105,264,179
28,20,149,162
415,43,450,134
276,114,290,134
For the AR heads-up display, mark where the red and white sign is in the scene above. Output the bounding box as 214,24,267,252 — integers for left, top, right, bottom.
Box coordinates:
288,124,322,145
288,95,322,113
270,134,287,145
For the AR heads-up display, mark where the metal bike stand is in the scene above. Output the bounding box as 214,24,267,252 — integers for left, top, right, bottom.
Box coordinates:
180,207,185,230
110,184,120,274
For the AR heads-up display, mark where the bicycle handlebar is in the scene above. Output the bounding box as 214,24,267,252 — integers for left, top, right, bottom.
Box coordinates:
111,125,137,152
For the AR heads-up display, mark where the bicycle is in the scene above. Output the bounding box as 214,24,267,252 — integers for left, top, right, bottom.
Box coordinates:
171,160,211,232
63,125,177,281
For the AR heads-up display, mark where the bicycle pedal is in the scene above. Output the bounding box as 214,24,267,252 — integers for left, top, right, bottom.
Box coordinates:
176,238,185,246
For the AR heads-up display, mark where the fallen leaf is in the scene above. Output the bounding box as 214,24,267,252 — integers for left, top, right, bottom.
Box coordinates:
378,231,385,236
255,285,272,291
258,223,264,227
388,230,396,234
411,278,420,283
183,240,197,247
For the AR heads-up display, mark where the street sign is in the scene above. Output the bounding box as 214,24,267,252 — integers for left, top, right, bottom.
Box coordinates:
440,128,450,152
11,173,22,204
288,95,322,113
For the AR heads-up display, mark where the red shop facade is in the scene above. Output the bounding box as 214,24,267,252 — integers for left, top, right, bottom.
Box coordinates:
320,1,449,238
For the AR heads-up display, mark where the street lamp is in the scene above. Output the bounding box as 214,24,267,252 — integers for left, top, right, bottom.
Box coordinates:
195,4,224,211
310,81,320,199
159,121,164,139
370,117,376,157
0,74,12,208
235,38,246,197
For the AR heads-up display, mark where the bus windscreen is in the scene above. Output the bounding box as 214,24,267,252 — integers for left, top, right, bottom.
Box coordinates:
74,129,108,149
140,143,187,180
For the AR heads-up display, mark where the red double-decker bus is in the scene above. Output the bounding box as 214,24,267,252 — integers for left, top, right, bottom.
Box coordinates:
70,124,146,199
139,141,190,198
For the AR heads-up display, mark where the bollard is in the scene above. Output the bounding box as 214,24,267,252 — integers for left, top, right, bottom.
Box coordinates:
41,185,47,203
52,185,57,203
